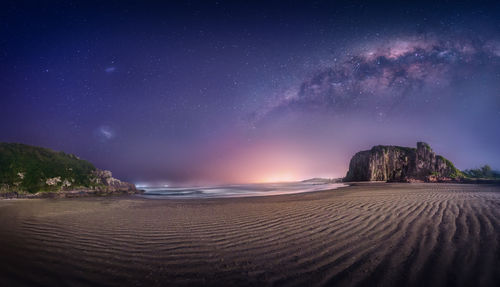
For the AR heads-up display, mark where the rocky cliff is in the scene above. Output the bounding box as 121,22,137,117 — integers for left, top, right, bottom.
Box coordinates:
344,142,461,182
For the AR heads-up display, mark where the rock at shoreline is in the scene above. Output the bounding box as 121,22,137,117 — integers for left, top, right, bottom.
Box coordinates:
344,142,461,182
90,169,137,193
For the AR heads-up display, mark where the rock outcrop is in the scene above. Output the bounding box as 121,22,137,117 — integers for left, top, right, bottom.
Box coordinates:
90,169,137,193
344,142,461,182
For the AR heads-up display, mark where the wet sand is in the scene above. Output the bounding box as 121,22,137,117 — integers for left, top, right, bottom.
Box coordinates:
0,183,499,286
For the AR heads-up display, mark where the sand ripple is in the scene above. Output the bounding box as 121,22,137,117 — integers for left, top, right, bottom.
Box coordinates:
0,183,500,286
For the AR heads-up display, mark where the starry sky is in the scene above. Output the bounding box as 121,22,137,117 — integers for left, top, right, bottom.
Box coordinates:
1,1,500,185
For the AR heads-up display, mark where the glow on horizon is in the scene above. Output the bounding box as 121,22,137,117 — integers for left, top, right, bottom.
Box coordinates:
257,173,299,183
202,140,319,184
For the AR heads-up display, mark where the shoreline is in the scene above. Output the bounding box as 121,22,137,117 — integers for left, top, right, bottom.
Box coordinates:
0,188,144,200
2,180,499,200
138,182,349,200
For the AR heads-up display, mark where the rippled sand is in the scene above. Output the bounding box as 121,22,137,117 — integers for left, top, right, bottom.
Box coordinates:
1,183,499,286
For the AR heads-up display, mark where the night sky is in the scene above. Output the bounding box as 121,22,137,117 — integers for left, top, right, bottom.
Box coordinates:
1,1,500,185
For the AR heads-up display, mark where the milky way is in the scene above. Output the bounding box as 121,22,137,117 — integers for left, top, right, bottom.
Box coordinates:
1,1,500,184
259,35,500,121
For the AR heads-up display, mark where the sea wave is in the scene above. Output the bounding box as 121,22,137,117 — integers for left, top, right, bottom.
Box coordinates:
139,182,347,199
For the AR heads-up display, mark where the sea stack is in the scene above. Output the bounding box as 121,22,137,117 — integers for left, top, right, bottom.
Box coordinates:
344,142,461,182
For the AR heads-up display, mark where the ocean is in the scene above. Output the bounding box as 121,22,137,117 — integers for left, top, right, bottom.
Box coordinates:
139,181,346,199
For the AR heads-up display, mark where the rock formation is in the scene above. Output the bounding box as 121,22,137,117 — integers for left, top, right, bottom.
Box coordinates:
90,169,137,193
344,142,461,182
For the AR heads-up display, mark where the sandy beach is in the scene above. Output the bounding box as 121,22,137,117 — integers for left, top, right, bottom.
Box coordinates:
1,183,499,286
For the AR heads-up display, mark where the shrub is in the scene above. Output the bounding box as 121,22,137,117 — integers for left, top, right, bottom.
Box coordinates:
0,143,96,193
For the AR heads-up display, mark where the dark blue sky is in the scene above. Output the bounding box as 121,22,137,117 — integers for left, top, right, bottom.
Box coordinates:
1,1,500,185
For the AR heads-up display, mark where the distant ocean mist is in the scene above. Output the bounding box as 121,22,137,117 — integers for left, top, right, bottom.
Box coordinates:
138,181,347,199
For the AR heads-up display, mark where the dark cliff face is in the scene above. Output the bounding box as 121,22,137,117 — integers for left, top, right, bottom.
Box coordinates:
345,142,460,182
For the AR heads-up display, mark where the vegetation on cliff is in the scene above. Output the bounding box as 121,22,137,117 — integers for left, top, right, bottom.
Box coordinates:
0,143,136,196
0,143,98,193
435,155,463,178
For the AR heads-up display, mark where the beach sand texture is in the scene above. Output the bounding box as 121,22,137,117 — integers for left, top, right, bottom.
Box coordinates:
1,183,499,286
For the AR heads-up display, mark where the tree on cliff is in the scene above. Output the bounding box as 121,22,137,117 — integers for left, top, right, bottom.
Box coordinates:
463,165,500,179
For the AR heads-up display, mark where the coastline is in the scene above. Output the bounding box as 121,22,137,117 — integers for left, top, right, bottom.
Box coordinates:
3,179,499,200
0,188,144,200
138,182,348,199
1,181,348,200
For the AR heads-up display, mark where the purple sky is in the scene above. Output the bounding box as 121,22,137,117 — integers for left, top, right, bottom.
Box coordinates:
1,1,500,185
